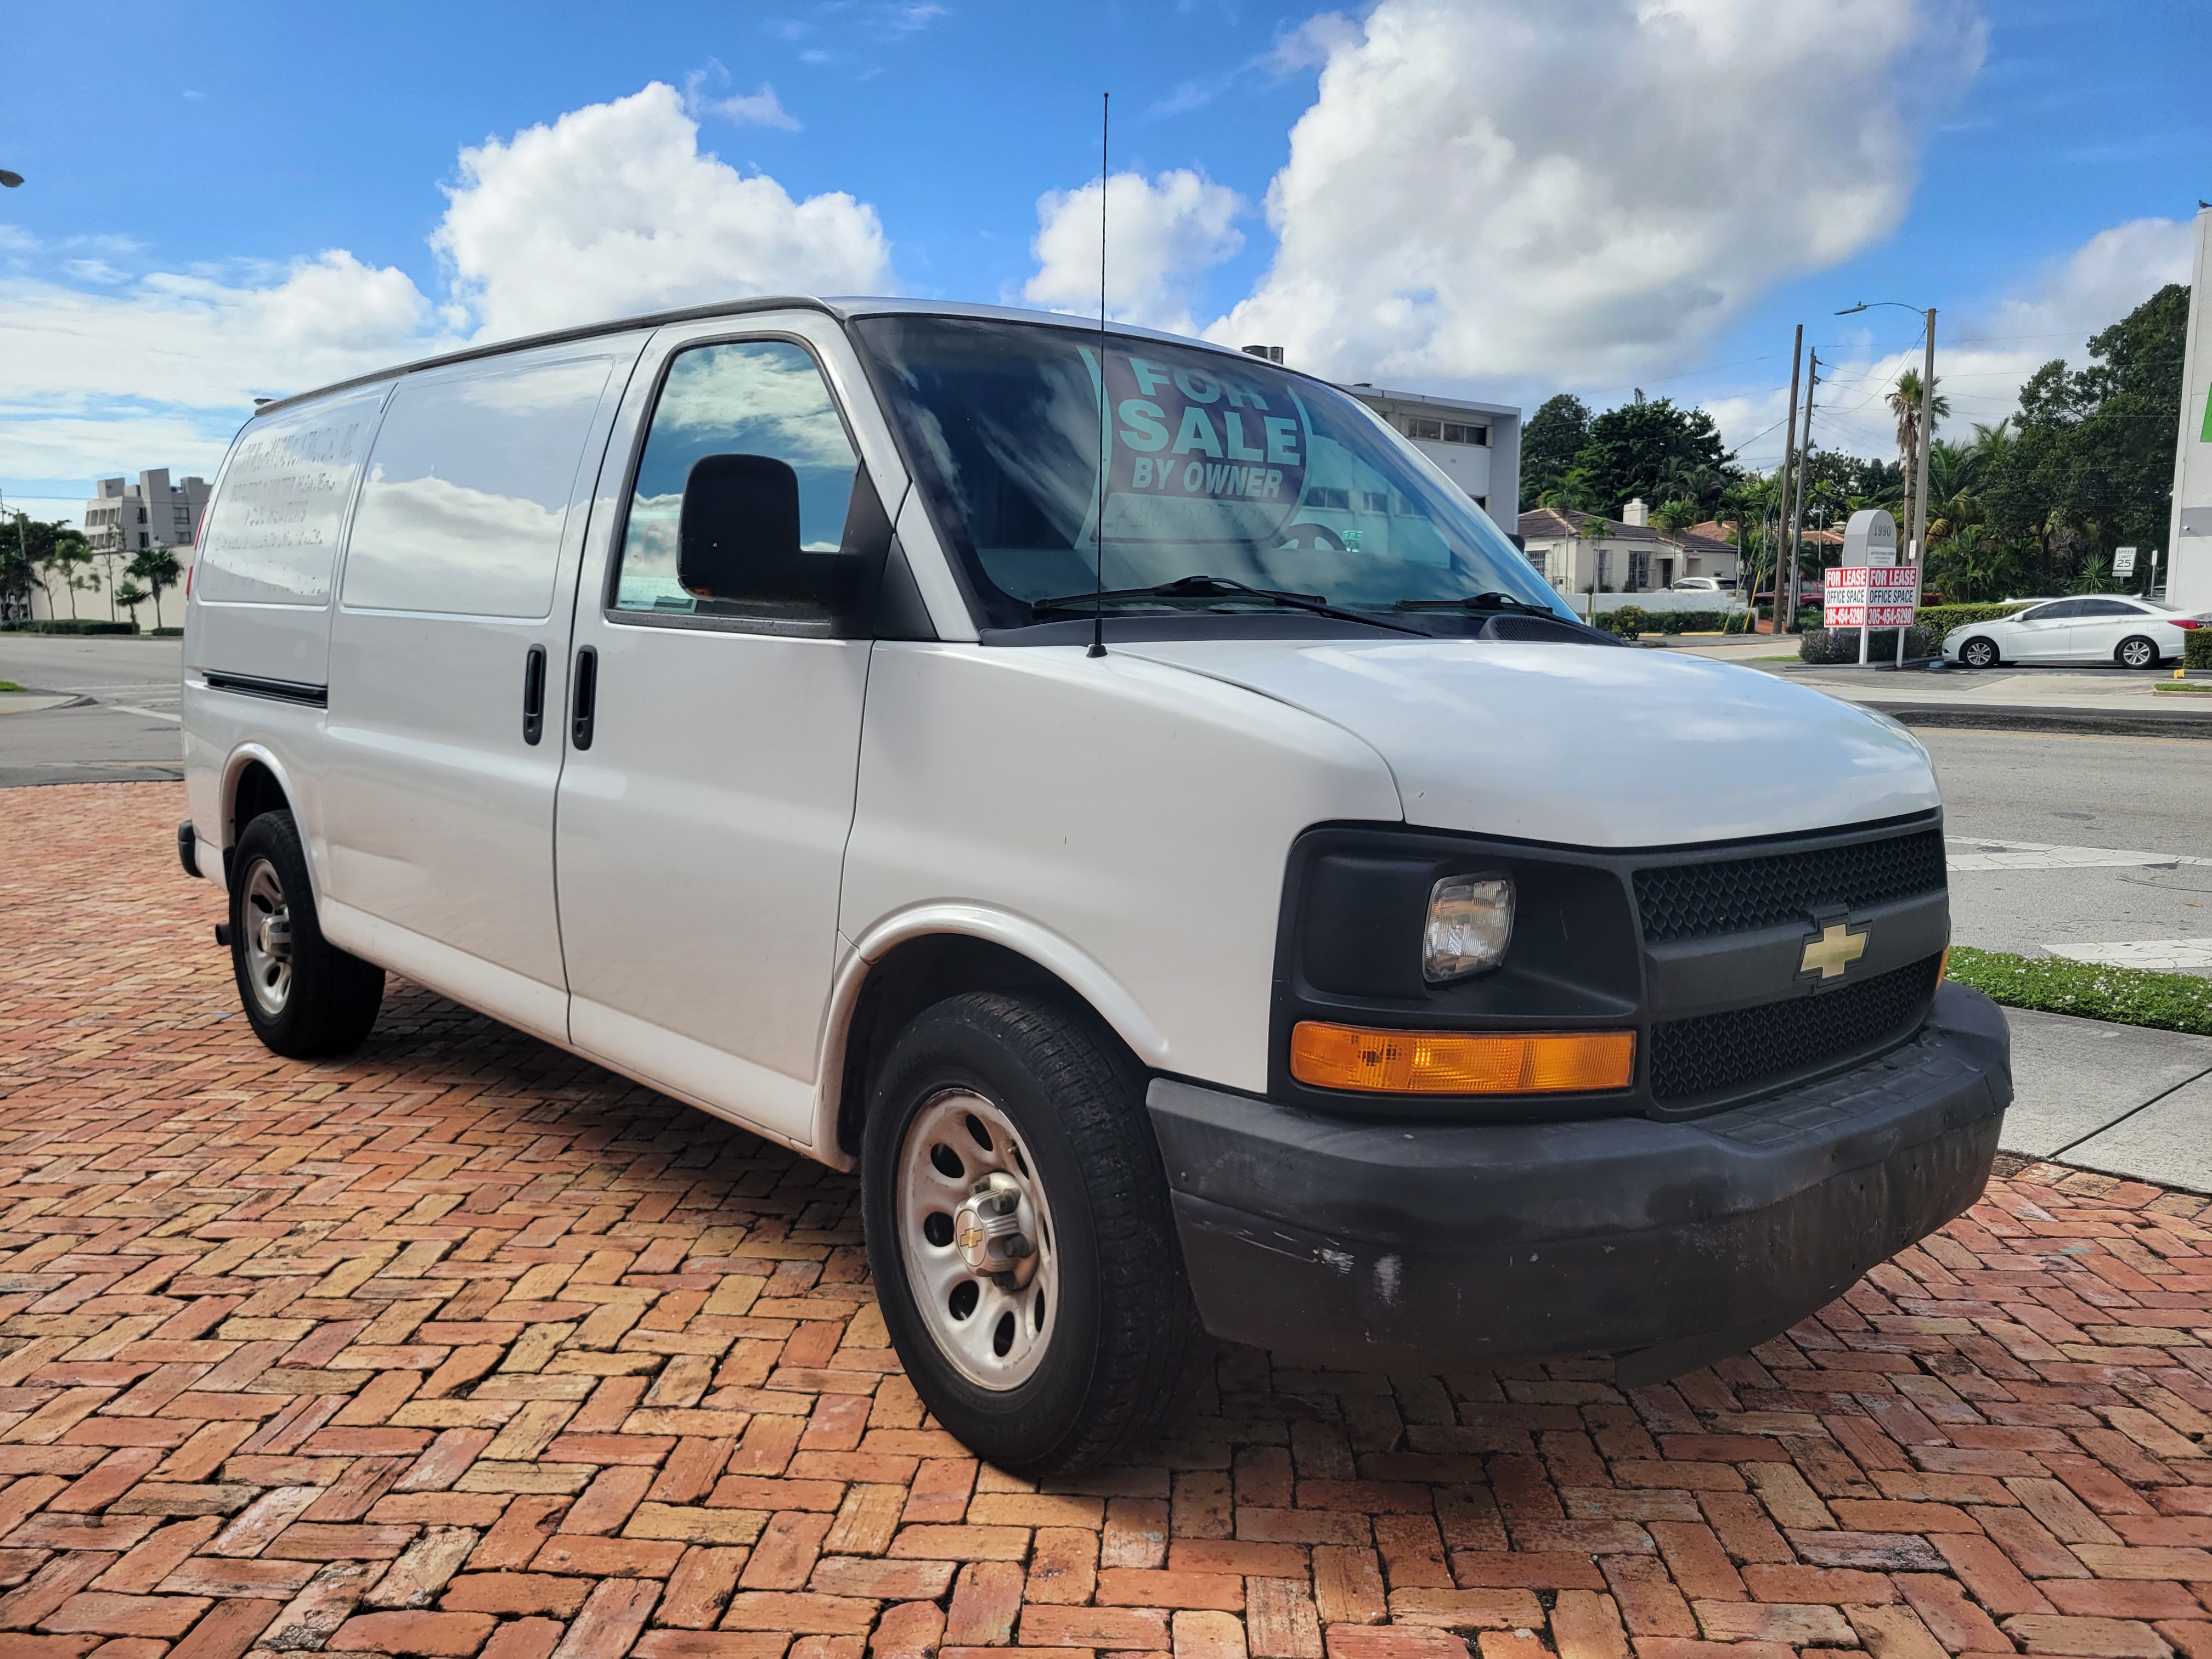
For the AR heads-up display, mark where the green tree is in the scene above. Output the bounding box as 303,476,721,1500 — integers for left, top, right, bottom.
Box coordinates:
1652,497,1701,532
127,545,182,629
1520,393,1592,505
1981,284,2189,591
1570,393,1735,520
21,521,95,619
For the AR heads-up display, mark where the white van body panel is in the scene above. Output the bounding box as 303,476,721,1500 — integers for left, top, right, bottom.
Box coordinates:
554,311,906,1149
1116,639,1940,847
316,336,644,1042
839,642,1403,1094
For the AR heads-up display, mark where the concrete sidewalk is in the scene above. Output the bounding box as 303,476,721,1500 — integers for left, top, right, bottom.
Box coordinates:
2002,1003,2212,1189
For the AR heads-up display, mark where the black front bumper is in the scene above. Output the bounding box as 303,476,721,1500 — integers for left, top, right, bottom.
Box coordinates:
1151,981,2011,1382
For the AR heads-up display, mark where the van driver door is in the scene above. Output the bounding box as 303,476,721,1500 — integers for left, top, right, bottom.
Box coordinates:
554,314,903,1149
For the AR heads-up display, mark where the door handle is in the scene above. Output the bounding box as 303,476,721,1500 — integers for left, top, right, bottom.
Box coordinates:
522,645,547,746
572,645,597,750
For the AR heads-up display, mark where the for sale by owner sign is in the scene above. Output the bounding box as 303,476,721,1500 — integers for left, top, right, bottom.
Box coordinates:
1084,347,1313,548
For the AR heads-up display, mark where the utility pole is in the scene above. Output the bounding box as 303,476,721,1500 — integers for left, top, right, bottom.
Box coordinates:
1911,308,1936,568
1770,325,1803,636
1784,350,1818,630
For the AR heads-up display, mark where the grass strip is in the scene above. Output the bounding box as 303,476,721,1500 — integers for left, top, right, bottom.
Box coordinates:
1947,945,2212,1037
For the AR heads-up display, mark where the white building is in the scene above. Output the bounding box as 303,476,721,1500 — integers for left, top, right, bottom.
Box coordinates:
1516,498,1741,600
32,468,209,626
1346,385,1521,523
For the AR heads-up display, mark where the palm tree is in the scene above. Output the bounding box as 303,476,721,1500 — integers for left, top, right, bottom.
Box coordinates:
1888,369,1950,548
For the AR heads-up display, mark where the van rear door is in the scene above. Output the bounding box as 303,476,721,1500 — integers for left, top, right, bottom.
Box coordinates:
315,337,644,1041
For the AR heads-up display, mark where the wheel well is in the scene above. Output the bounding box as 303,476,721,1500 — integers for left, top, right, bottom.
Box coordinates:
837,935,1096,1157
229,760,290,853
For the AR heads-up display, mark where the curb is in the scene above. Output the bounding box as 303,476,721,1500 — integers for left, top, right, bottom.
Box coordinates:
1862,701,2212,738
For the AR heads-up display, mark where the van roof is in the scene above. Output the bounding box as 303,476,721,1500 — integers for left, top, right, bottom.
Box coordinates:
248,296,1278,420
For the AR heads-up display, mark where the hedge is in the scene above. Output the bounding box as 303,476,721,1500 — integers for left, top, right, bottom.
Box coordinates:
1798,624,1940,665
1592,607,1743,639
1915,602,2029,637
0,619,139,635
2188,629,2212,670
1945,946,2212,1037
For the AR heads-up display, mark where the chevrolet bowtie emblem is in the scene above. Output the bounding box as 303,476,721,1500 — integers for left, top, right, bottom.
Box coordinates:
1800,921,1869,980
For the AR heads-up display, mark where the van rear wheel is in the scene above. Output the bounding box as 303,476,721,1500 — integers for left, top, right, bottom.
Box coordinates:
229,810,385,1059
861,990,1207,1474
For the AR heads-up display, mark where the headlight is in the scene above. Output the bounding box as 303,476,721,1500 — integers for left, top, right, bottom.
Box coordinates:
1423,875,1514,983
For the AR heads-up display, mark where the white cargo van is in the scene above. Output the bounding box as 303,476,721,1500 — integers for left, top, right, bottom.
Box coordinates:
178,298,2011,1472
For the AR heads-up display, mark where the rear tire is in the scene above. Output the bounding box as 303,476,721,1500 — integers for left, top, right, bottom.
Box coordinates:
229,810,384,1059
2117,635,2160,670
861,991,1208,1474
1959,636,1999,669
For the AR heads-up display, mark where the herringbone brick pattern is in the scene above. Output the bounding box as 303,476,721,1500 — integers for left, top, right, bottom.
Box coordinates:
3,784,2212,1659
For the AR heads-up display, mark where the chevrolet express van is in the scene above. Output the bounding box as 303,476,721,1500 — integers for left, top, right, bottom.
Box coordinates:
178,298,2012,1473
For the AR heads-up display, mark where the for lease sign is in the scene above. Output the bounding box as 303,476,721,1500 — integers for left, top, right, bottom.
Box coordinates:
1823,565,1920,628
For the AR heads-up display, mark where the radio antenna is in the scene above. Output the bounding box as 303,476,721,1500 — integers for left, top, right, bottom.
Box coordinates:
1088,91,1109,659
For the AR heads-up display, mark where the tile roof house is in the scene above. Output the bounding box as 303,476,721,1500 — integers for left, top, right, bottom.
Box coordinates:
1516,498,1742,599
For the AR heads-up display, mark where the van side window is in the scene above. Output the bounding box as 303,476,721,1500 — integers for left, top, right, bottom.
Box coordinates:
613,341,859,616
343,355,616,618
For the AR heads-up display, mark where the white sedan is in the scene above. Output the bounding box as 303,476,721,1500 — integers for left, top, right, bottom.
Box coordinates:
1944,596,2206,669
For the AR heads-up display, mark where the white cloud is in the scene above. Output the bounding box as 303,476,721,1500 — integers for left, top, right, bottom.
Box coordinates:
1205,0,1985,387
682,61,802,130
433,82,889,341
1024,169,1246,336
1,81,897,507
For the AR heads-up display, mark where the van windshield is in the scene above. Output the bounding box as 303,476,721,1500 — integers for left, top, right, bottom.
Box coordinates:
853,315,1567,632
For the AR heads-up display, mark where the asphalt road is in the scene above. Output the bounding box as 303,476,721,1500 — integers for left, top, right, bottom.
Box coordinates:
1923,726,2212,973
0,634,183,787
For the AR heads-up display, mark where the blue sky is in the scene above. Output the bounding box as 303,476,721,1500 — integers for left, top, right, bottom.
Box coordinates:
3,0,2207,522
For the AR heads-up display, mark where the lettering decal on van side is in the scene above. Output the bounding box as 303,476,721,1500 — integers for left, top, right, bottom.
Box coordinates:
198,390,387,605
1081,348,1311,548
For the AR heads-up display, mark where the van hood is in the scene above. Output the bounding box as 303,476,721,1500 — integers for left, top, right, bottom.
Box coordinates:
1119,637,1939,848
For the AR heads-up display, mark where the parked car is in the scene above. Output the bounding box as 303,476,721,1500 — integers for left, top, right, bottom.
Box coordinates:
1668,575,1724,592
176,296,2012,1473
1943,596,2205,669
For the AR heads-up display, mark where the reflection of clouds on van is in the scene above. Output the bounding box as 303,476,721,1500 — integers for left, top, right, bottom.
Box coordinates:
340,356,616,619
344,474,567,618
653,343,856,470
617,341,860,614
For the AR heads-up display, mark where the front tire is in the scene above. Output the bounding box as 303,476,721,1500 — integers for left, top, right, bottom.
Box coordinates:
1959,636,1999,669
861,991,1207,1474
2117,635,2160,670
229,810,385,1059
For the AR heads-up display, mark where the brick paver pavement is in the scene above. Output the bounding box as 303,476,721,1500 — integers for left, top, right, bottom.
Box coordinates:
4,782,2212,1659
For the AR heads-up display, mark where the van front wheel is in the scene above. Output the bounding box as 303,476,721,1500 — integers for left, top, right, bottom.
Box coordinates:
861,991,1207,1474
229,810,385,1059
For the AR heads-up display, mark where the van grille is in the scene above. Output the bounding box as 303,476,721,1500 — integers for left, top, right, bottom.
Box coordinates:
1648,954,1943,1102
1634,827,1946,944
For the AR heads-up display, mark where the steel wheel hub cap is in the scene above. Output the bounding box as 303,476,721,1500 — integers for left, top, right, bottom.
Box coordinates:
897,1090,1058,1390
241,857,294,1016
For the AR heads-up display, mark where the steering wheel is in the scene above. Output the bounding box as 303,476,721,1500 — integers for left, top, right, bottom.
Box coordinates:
1276,522,1346,553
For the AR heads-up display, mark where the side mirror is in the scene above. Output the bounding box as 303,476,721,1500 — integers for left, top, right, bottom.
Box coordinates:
678,453,804,603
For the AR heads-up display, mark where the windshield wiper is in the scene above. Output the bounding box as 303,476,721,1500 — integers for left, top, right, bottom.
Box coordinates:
1393,591,1556,616
1032,574,1429,636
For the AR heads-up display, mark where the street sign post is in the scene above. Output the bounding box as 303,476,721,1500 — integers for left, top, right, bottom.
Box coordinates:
1832,511,1911,663
2114,546,2137,578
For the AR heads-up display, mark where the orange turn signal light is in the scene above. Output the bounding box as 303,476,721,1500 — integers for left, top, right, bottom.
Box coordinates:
1290,1022,1636,1095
